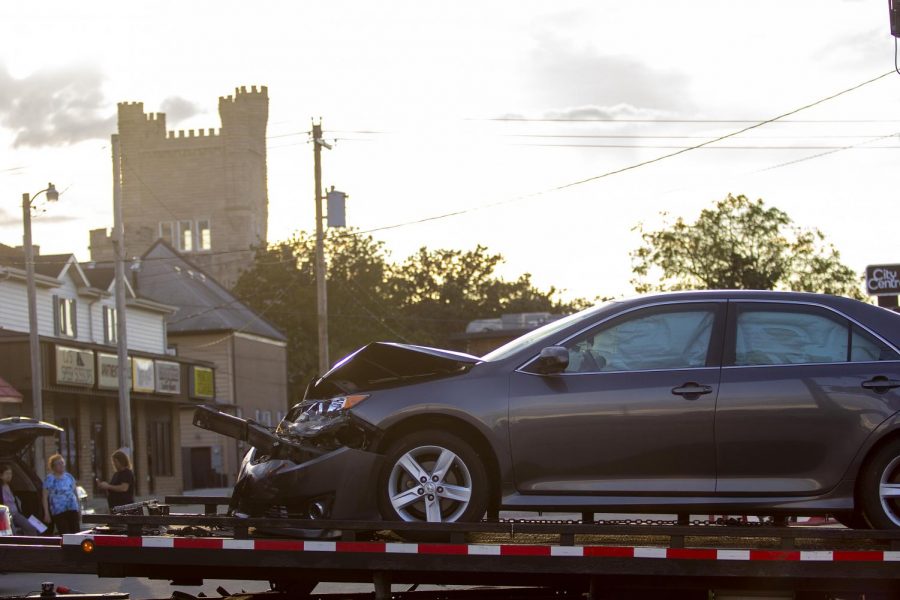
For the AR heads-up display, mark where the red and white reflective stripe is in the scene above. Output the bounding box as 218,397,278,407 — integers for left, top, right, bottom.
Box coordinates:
60,534,900,562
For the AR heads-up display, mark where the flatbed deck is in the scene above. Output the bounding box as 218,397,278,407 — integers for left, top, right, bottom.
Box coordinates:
2,497,899,599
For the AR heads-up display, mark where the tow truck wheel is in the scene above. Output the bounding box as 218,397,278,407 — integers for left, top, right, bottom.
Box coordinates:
378,429,489,526
860,438,900,529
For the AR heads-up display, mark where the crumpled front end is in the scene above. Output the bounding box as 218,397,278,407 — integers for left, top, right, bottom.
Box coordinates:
193,341,480,521
232,445,383,520
193,404,383,520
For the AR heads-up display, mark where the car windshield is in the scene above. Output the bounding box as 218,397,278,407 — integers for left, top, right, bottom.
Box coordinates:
482,301,616,362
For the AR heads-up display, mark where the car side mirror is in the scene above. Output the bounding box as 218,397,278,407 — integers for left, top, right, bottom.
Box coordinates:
533,346,569,375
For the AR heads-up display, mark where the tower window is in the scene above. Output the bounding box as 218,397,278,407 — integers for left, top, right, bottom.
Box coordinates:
159,222,175,246
197,219,211,251
178,220,193,252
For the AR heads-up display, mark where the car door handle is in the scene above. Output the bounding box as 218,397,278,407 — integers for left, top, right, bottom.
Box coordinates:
861,377,900,393
671,383,713,399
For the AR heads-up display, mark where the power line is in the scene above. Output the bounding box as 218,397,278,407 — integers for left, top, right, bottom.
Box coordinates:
477,117,900,124
513,144,900,150
337,70,895,238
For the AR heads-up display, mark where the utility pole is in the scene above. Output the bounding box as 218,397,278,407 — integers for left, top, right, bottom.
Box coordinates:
312,120,332,375
111,135,133,455
22,193,43,473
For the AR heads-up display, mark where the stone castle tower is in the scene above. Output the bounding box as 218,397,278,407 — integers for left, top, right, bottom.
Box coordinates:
90,86,269,288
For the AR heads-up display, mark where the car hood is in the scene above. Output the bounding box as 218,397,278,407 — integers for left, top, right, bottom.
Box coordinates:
305,342,482,399
0,417,63,456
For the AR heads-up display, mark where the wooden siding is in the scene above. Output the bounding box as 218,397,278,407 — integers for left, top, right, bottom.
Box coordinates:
233,334,290,419
168,333,234,403
0,274,165,354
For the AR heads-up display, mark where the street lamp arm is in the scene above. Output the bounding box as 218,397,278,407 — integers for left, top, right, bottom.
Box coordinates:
26,182,59,205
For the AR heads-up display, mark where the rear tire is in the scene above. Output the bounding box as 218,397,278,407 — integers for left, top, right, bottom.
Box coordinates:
377,429,489,527
860,439,900,529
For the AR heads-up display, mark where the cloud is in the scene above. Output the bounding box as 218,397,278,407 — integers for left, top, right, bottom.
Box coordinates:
159,96,203,124
528,34,695,113
0,62,115,147
817,28,890,68
499,103,672,121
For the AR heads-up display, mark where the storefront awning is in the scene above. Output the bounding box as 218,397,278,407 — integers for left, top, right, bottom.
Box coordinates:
0,376,23,403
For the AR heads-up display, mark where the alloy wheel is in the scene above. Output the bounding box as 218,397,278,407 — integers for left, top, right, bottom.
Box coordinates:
387,444,473,523
879,455,900,527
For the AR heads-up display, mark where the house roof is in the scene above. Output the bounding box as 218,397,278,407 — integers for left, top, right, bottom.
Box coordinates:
134,240,286,341
0,244,71,279
80,264,116,291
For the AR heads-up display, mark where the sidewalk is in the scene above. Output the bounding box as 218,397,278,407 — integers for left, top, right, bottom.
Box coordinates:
85,487,232,514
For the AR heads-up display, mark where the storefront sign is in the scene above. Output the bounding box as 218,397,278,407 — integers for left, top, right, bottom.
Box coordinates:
55,346,95,386
866,264,900,296
155,360,181,394
97,353,132,390
190,366,215,399
132,357,155,392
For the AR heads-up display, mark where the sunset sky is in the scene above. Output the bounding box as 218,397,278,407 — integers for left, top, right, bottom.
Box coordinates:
1,0,898,301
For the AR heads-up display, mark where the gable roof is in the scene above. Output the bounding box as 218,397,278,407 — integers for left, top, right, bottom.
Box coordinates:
1,245,100,291
135,240,286,341
0,244,72,279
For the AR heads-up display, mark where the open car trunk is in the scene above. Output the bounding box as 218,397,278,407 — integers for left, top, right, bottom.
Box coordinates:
0,417,62,457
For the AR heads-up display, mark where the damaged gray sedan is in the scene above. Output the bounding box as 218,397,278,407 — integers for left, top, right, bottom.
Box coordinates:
196,290,900,529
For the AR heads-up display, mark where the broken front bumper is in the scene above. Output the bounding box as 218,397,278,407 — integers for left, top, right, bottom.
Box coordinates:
192,405,383,520
231,446,383,520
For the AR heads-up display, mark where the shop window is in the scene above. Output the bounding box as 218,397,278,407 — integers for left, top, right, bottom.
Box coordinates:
55,415,79,479
103,306,117,345
147,414,173,477
54,297,77,338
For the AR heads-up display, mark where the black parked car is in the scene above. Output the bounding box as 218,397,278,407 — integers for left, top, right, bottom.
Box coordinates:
0,417,62,525
196,291,900,529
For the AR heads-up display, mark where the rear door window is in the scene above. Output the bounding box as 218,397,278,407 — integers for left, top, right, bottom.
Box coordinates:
727,303,899,366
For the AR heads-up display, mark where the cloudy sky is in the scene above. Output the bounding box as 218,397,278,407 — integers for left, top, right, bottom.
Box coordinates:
1,1,898,301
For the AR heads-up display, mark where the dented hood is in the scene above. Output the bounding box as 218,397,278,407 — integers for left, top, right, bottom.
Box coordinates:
306,342,482,399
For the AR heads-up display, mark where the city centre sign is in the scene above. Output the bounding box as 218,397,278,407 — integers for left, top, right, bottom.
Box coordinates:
866,264,900,296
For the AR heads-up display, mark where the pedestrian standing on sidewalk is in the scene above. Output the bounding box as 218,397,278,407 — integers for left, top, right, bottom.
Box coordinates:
42,454,81,534
96,450,135,511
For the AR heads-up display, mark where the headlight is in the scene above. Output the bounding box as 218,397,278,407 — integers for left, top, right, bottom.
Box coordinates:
326,394,369,412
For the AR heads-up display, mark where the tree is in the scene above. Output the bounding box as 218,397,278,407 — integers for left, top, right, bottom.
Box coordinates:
388,245,588,348
630,194,864,299
234,230,590,401
233,229,398,400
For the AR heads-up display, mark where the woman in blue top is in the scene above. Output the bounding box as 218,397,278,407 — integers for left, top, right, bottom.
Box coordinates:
42,453,80,534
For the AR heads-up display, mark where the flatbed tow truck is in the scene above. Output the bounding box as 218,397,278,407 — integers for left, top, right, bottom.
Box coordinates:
2,496,899,600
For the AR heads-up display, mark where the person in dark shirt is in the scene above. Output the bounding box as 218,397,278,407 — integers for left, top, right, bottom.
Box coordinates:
96,450,135,511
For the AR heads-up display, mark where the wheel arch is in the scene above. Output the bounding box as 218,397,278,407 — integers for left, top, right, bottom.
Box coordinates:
853,422,900,511
375,413,503,515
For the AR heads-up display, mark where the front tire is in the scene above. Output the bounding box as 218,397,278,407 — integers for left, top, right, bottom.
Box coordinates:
860,439,900,529
378,429,488,524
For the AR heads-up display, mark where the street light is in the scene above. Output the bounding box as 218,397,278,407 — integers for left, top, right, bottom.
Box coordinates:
22,182,58,474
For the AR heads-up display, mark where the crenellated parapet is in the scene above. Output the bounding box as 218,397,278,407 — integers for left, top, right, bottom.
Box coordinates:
104,85,269,287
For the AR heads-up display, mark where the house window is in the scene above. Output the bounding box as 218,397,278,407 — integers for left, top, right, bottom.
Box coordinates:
159,222,175,246
197,219,211,251
178,220,194,252
103,306,117,345
55,297,77,338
